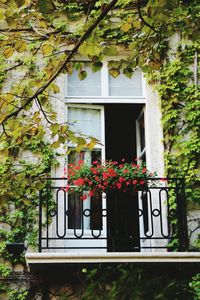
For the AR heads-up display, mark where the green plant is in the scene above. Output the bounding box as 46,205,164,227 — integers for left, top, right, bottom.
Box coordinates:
189,273,200,300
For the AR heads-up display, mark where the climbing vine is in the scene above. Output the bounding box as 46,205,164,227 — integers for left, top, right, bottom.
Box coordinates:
0,0,200,299
153,43,199,199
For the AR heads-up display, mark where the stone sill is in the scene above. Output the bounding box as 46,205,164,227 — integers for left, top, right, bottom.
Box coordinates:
25,252,200,265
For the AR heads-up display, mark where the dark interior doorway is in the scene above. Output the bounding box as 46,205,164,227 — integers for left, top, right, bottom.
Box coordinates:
104,104,143,252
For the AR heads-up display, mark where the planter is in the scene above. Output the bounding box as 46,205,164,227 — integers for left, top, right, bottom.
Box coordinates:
6,243,26,257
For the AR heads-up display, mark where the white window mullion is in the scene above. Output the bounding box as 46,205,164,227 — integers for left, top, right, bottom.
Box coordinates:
101,62,109,97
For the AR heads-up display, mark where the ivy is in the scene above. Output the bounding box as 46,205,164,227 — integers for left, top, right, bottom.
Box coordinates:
0,0,200,298
153,44,200,204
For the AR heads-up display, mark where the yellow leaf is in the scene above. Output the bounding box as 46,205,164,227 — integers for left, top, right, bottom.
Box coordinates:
3,47,14,58
50,82,60,93
41,43,53,56
87,140,96,150
15,40,26,53
121,22,132,32
39,20,47,29
133,20,141,29
148,60,161,70
109,68,120,78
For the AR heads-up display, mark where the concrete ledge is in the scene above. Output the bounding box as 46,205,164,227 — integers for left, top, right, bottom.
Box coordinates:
26,252,200,265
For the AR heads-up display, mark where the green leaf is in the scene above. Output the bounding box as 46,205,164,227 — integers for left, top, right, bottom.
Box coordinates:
123,68,133,79
103,46,118,56
50,123,60,135
92,61,103,73
78,70,87,80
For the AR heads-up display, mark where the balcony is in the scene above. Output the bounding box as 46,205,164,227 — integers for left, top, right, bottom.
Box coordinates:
38,178,188,250
25,178,200,265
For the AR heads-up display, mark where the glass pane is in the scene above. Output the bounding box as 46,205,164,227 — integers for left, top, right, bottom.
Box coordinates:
109,69,142,96
68,193,102,230
68,107,101,140
68,149,101,165
67,63,101,96
68,193,82,229
68,149,102,230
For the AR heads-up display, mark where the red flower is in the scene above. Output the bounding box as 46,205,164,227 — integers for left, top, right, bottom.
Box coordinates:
92,161,98,165
90,167,98,175
116,182,122,189
80,195,87,200
102,172,108,179
119,177,125,183
123,169,129,174
132,179,137,185
140,180,145,185
74,178,85,186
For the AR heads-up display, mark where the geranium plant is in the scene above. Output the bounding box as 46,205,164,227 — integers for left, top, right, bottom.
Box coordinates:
64,159,157,199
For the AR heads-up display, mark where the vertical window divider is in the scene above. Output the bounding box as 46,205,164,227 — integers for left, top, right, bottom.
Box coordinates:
101,61,109,97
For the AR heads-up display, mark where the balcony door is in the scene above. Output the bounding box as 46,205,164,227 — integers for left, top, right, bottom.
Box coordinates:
105,104,142,251
65,104,144,252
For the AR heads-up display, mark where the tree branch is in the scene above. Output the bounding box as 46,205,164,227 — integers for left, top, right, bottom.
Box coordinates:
137,0,158,33
1,0,118,125
35,98,54,124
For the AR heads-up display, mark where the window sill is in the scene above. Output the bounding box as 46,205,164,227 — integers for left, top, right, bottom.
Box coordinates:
25,251,200,265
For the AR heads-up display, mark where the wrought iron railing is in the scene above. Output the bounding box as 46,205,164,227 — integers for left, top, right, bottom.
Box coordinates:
38,178,188,252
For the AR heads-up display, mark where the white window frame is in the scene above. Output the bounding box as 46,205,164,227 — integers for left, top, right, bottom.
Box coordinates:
136,107,146,165
66,104,107,238
65,60,146,104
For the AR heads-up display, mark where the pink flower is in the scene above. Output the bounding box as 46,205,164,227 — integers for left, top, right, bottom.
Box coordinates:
142,168,147,173
116,182,122,189
65,185,70,192
161,178,167,182
132,179,137,185
140,180,145,185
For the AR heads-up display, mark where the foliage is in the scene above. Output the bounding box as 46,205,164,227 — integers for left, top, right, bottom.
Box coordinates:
189,273,200,300
82,264,195,300
66,159,156,197
0,0,200,298
8,288,29,300
153,44,200,203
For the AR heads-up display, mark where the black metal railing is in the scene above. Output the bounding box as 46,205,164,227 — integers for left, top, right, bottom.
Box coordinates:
38,178,188,252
